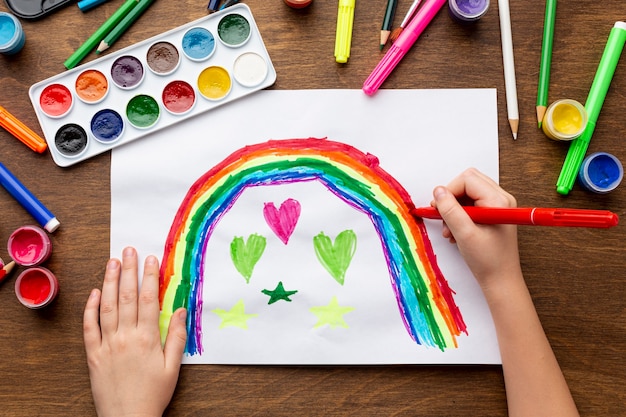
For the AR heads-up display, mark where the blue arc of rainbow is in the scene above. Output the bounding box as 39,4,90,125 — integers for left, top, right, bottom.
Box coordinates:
159,138,467,355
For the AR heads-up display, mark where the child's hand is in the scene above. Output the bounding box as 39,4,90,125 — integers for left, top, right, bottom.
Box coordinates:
431,168,522,290
83,247,187,417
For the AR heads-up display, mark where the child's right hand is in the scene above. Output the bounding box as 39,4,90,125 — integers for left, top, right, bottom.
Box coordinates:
430,168,523,291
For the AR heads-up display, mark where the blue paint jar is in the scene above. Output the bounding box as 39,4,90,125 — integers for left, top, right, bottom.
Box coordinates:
578,152,623,193
0,12,25,55
448,0,489,23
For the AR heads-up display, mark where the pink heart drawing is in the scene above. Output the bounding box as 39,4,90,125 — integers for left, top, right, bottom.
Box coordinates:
263,198,301,244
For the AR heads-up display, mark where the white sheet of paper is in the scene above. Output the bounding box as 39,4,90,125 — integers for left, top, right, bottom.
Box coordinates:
111,89,501,365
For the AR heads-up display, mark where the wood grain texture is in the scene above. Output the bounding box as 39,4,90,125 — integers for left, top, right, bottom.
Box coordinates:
0,1,624,415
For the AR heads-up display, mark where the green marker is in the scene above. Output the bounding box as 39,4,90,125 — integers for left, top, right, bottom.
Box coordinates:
556,21,626,195
64,0,139,69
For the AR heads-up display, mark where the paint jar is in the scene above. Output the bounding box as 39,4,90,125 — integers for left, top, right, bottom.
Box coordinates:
577,152,623,193
448,0,489,23
15,267,59,309
542,99,588,141
7,225,52,267
284,0,313,8
0,12,25,55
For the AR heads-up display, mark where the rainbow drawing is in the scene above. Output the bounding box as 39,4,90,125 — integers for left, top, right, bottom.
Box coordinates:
159,138,467,356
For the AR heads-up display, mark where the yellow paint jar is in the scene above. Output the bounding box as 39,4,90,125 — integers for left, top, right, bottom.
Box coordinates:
541,99,587,141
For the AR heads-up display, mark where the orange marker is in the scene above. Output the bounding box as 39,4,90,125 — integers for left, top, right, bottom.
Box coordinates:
0,105,47,153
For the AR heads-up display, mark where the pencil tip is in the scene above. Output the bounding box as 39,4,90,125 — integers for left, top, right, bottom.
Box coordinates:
389,28,403,43
379,44,384,51
536,106,546,128
509,118,519,140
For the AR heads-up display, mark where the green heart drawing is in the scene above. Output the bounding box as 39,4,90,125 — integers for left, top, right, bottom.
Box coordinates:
313,230,357,285
230,234,267,283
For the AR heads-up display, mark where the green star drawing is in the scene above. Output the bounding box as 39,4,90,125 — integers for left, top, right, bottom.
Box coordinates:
262,281,298,304
309,296,355,329
212,299,258,329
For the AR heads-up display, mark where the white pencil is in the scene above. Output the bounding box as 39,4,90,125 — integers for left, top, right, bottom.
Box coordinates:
497,0,519,139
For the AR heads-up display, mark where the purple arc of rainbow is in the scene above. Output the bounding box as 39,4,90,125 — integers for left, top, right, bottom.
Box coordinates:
159,138,467,355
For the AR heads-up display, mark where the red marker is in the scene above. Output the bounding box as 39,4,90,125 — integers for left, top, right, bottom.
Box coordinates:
411,206,619,228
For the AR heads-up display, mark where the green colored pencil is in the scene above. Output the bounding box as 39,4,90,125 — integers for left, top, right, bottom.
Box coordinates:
64,0,140,69
536,0,557,128
97,0,155,54
380,0,398,50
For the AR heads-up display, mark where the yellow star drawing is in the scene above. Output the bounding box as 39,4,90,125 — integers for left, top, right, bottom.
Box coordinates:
309,296,355,329
212,299,258,329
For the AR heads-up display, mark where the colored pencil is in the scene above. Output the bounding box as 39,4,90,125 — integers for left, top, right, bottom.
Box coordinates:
497,0,519,139
556,21,626,195
0,105,47,153
411,206,619,228
363,0,446,95
64,0,139,69
536,0,557,128
389,0,422,43
0,261,16,284
97,0,155,54
380,0,398,50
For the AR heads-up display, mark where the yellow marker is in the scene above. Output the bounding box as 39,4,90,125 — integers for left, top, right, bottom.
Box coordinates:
542,99,587,141
197,66,232,100
334,0,356,64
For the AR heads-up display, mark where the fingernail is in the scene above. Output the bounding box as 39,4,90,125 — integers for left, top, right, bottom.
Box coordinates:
90,289,99,299
434,186,448,200
178,308,187,323
107,259,119,270
146,255,157,266
123,247,135,257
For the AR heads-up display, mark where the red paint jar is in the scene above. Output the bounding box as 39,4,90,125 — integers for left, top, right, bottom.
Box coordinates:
7,225,52,266
15,267,59,309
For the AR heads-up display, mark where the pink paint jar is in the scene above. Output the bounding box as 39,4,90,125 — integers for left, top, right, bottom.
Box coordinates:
7,225,52,266
15,266,59,309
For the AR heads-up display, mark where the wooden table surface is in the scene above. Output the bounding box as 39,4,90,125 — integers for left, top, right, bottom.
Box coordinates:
0,1,624,415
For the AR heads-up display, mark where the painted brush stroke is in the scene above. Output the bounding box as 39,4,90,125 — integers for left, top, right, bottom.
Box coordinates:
159,138,467,356
313,230,357,285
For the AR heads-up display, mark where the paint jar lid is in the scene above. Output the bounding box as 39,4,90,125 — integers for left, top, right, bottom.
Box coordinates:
15,266,59,309
578,152,623,193
7,225,52,266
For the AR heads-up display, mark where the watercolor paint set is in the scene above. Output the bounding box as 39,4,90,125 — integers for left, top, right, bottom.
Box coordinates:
28,4,276,167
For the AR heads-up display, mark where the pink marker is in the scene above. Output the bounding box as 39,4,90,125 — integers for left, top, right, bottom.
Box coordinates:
363,0,447,95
